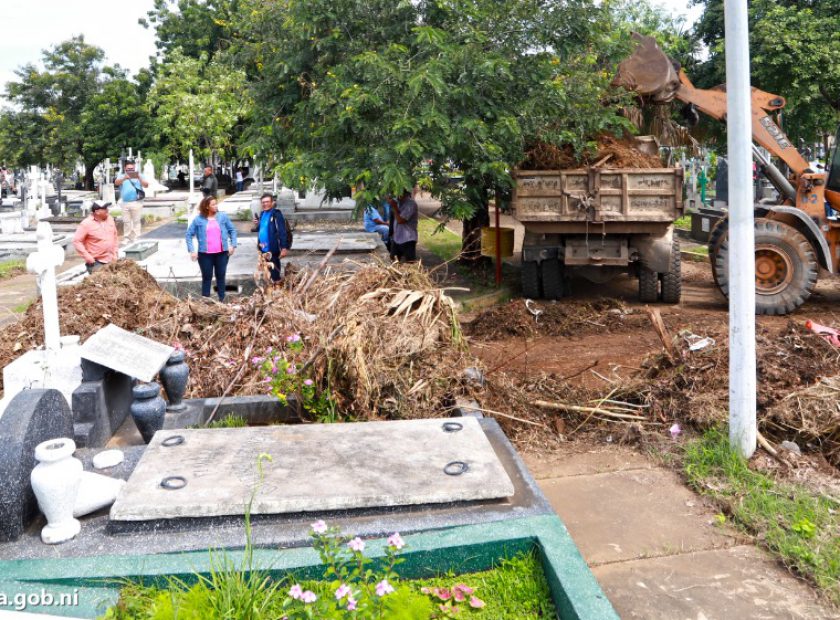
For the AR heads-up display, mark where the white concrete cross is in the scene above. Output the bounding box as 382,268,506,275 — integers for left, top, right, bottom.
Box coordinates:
26,222,65,352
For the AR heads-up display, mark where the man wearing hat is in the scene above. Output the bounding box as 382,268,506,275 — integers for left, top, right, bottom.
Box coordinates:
73,201,119,274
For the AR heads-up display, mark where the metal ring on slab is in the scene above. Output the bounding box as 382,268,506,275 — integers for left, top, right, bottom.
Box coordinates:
161,435,185,447
443,461,469,476
160,476,187,490
442,422,463,433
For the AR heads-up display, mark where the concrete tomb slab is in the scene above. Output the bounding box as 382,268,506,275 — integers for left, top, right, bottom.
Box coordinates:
110,417,514,522
290,232,380,252
0,389,73,542
79,324,174,383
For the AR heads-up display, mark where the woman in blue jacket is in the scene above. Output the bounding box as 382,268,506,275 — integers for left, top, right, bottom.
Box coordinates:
185,196,238,301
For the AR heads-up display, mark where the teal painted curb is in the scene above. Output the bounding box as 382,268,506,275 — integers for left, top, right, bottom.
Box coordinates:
0,514,618,619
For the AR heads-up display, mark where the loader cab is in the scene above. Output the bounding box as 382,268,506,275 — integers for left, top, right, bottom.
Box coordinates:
826,126,840,194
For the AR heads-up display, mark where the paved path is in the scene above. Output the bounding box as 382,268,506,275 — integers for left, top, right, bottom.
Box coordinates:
522,446,835,619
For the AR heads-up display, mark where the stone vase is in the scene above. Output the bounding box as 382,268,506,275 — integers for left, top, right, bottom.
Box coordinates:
159,350,189,411
130,382,166,443
31,437,82,544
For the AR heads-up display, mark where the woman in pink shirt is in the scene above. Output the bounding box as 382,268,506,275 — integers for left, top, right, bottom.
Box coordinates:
185,197,238,301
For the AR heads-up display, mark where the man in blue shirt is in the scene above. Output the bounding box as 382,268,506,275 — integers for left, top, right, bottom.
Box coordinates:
114,160,149,244
363,201,390,245
252,193,290,282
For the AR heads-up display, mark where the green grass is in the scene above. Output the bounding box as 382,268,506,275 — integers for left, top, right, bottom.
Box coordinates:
204,414,247,429
684,430,840,604
102,550,554,619
673,214,691,230
417,217,463,263
12,300,32,314
0,259,26,280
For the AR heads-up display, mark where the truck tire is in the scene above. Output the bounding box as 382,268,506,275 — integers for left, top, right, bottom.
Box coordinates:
541,258,564,300
660,238,681,303
708,218,728,288
521,260,542,299
714,218,818,315
639,266,658,303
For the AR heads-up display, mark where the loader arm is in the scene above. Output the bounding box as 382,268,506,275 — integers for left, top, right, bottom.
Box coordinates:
671,70,811,177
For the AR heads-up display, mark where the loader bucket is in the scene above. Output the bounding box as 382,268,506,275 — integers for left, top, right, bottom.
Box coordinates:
612,33,681,103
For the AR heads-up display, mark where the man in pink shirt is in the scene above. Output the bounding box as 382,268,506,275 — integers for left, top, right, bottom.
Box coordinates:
73,201,119,274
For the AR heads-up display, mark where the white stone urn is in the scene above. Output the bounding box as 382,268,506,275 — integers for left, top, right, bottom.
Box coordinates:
31,437,83,544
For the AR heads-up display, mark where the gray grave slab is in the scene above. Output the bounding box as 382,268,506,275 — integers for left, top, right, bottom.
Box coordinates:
290,232,379,252
111,417,514,521
0,389,73,542
79,324,174,383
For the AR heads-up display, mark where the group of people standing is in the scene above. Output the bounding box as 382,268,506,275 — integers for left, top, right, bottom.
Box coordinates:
364,190,419,262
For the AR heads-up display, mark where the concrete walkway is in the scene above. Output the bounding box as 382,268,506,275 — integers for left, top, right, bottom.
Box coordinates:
522,446,835,619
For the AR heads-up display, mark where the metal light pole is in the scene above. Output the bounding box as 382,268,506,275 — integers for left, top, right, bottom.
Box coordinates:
724,0,757,458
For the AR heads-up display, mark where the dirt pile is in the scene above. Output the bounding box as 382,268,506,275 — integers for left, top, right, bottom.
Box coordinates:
521,134,663,170
465,298,640,340
0,262,178,387
478,320,840,466
0,260,477,422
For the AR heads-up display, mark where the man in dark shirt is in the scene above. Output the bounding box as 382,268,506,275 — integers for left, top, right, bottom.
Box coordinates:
252,193,290,282
201,166,218,198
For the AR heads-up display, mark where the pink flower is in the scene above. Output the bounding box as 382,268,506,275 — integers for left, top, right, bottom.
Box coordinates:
669,423,682,439
301,590,317,603
311,519,327,534
435,588,451,600
251,356,265,365
453,584,473,596
286,364,297,375
289,584,303,600
469,596,485,608
304,379,314,387
347,596,357,611
286,333,301,343
335,583,351,600
375,579,394,597
348,536,365,552
387,532,405,550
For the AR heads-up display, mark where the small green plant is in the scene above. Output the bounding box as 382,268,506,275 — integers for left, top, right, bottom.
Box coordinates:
205,413,247,428
12,300,33,314
236,208,254,221
255,333,338,422
673,215,691,230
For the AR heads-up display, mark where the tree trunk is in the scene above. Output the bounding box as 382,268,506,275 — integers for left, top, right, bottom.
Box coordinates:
84,165,95,191
459,181,491,265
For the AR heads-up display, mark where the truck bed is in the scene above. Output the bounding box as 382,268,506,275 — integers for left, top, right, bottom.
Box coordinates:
512,168,684,224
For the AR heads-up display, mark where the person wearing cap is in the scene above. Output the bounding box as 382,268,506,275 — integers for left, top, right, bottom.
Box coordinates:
73,201,119,274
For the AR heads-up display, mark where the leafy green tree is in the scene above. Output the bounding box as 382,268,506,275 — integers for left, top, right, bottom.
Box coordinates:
690,0,840,146
147,49,251,161
141,0,240,63
237,0,627,260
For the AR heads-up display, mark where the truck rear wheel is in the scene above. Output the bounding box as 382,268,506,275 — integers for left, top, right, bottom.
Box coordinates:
639,267,658,302
521,260,541,299
660,238,681,304
541,258,564,300
708,218,728,288
712,218,818,315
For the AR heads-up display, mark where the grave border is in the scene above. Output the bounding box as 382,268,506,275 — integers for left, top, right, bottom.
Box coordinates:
0,513,618,619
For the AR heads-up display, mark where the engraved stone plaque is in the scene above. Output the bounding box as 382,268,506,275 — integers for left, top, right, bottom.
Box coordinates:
80,323,174,383
110,417,515,521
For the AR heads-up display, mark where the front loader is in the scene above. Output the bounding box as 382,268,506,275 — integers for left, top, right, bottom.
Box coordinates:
615,34,840,315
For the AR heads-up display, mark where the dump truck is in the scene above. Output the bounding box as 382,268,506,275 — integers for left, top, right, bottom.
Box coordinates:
512,145,684,303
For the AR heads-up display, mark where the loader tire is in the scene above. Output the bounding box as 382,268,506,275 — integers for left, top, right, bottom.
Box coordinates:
521,260,541,299
708,217,728,288
541,258,564,300
660,238,682,304
714,218,818,315
639,266,659,303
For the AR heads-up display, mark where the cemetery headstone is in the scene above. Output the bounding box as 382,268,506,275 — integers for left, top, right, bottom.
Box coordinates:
0,389,73,542
80,324,174,383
